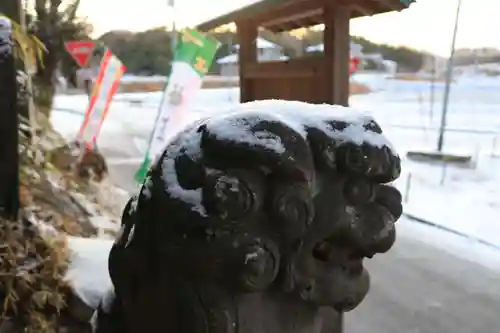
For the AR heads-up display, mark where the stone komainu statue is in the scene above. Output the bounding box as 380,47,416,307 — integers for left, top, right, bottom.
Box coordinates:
92,100,403,333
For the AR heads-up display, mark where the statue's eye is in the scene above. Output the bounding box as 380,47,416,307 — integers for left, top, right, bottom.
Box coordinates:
343,179,373,204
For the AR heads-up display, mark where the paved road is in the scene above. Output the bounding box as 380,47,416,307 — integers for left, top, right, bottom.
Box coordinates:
103,147,500,333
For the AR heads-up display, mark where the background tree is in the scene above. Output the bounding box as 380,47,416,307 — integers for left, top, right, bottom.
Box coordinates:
31,0,92,114
100,27,429,76
100,27,173,75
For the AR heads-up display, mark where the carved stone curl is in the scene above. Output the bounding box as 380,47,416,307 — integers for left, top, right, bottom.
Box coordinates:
92,101,403,333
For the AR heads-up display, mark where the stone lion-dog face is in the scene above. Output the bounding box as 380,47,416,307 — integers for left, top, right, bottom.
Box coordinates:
103,100,402,333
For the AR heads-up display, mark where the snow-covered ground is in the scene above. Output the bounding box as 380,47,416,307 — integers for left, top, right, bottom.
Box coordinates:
352,73,500,250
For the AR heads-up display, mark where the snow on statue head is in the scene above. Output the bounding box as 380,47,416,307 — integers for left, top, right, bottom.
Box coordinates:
93,100,402,333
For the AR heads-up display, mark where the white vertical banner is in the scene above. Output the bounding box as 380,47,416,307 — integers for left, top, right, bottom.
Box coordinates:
135,29,220,183
77,49,126,148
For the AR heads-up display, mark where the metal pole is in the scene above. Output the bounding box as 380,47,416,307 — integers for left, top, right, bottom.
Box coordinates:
429,57,435,122
437,0,462,152
169,0,177,57
473,49,478,75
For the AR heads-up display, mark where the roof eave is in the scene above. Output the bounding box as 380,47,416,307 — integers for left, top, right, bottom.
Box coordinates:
196,0,413,32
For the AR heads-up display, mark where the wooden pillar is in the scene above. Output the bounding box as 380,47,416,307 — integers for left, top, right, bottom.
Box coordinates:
323,3,350,106
236,19,257,103
2,1,21,21
322,7,349,333
0,16,20,219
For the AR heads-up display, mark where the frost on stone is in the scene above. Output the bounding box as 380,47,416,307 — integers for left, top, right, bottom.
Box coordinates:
17,70,28,84
140,176,153,200
0,17,12,57
125,224,135,248
207,100,396,153
206,116,286,154
128,194,139,215
114,224,125,245
157,100,398,217
161,129,206,216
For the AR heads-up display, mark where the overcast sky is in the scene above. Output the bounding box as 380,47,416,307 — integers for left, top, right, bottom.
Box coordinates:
76,0,498,56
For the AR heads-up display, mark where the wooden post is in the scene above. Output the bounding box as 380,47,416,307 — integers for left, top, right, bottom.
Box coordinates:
1,1,20,21
0,16,20,219
236,19,257,103
323,3,350,106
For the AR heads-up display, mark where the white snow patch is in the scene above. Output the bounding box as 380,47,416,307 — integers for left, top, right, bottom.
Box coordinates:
91,216,120,238
128,194,139,215
141,176,153,199
206,115,286,153
65,237,114,310
217,53,289,64
23,210,59,238
125,224,135,248
46,173,122,237
204,100,395,153
233,37,280,50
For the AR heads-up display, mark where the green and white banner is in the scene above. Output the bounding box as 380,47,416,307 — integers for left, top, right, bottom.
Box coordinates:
135,28,220,183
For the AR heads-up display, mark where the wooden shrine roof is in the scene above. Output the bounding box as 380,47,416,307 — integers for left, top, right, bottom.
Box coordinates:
196,0,414,33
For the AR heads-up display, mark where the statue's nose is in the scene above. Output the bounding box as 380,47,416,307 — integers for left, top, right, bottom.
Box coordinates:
366,185,402,254
373,184,403,220
347,206,397,258
340,185,402,257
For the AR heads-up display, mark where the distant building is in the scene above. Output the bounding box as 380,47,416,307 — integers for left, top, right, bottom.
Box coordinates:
305,42,397,74
306,42,363,59
382,59,398,75
76,68,93,92
455,47,500,58
419,54,447,76
217,37,288,76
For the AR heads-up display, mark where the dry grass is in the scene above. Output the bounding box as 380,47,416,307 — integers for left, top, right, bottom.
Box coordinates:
19,157,98,238
1,118,104,332
119,77,371,96
0,217,70,332
48,144,108,185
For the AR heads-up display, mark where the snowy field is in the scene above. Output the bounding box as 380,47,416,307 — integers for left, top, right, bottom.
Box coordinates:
51,73,500,251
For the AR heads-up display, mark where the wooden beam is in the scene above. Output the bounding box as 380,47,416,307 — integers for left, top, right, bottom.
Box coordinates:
369,0,397,10
245,61,317,79
364,0,407,11
197,0,409,32
349,3,373,17
256,0,322,27
323,3,351,106
261,8,322,29
338,0,406,17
